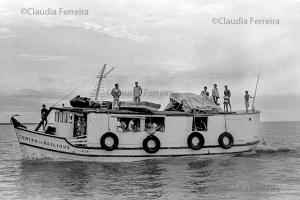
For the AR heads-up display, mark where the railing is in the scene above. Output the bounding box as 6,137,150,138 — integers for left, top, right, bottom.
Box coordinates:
68,135,87,146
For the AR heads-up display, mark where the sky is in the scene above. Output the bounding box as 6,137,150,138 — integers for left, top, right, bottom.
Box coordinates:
0,0,300,122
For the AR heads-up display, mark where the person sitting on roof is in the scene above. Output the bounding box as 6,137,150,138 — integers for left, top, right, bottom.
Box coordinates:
201,86,209,97
174,100,184,112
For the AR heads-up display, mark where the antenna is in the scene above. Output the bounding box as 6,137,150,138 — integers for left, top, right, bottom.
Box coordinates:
94,64,114,101
252,74,260,111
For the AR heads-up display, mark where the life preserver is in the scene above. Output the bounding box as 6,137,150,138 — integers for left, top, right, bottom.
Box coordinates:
218,132,234,149
187,132,205,150
143,135,161,154
100,132,119,151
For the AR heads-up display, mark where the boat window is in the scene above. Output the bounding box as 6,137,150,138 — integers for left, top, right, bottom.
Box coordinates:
145,117,165,132
64,113,68,123
73,114,87,137
54,111,73,123
69,114,73,123
55,112,58,122
192,117,208,131
59,112,63,122
117,117,141,132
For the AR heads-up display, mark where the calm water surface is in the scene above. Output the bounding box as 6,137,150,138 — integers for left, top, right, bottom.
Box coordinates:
0,122,299,200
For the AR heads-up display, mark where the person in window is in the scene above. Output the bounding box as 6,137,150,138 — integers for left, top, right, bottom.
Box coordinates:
152,122,158,131
79,118,86,136
133,82,143,102
41,104,48,131
117,119,127,132
199,119,207,131
76,117,83,136
145,122,152,131
135,121,140,132
117,119,123,132
111,83,121,110
121,121,127,132
128,119,135,132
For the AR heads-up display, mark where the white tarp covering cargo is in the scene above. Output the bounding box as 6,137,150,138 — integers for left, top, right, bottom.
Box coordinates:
164,93,222,112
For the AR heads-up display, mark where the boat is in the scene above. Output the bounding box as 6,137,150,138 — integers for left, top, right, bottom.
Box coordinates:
10,66,262,162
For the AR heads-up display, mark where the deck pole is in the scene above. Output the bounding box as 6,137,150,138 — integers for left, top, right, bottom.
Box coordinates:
252,74,260,111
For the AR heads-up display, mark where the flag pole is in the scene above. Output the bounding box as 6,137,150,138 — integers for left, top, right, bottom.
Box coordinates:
252,74,260,111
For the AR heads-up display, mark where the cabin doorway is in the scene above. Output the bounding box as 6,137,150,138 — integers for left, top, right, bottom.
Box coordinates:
73,113,87,137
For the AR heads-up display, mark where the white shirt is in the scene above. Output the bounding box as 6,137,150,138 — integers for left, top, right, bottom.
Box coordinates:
133,86,142,97
212,88,219,97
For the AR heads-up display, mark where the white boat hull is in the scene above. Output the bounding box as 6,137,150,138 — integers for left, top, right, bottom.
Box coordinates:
14,127,259,162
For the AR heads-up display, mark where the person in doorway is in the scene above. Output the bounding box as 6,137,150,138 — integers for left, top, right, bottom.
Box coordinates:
244,91,253,113
111,83,121,110
41,104,48,131
199,119,207,131
201,86,209,97
79,118,87,136
133,82,142,101
75,117,82,136
212,84,220,105
223,85,231,112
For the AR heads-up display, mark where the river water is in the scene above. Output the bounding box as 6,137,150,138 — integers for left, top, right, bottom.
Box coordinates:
0,122,299,200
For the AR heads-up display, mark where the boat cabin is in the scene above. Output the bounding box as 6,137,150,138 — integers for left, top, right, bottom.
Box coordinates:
50,106,211,148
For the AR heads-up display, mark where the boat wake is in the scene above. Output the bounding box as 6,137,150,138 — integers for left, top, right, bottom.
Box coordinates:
255,145,297,154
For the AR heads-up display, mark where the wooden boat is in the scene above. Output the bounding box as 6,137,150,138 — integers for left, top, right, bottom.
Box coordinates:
10,66,262,162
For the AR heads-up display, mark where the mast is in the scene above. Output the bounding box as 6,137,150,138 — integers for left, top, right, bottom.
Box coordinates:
251,74,260,111
94,64,114,101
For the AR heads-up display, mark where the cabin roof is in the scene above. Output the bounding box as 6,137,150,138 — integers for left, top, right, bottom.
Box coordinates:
51,106,260,116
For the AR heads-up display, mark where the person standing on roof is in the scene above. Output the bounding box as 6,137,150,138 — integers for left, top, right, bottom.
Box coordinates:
201,86,209,97
111,83,121,110
41,104,48,131
223,85,231,112
212,84,220,105
244,91,253,113
133,82,142,102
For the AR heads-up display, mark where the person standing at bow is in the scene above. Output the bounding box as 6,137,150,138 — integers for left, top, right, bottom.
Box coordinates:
244,91,253,113
41,104,48,130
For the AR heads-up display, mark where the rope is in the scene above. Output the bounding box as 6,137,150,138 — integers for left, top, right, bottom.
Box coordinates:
51,87,78,107
224,113,228,132
107,110,110,132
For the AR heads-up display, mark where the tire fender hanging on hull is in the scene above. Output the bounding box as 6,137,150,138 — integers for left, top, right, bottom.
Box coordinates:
218,132,234,149
100,132,119,151
187,132,205,150
143,135,161,154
